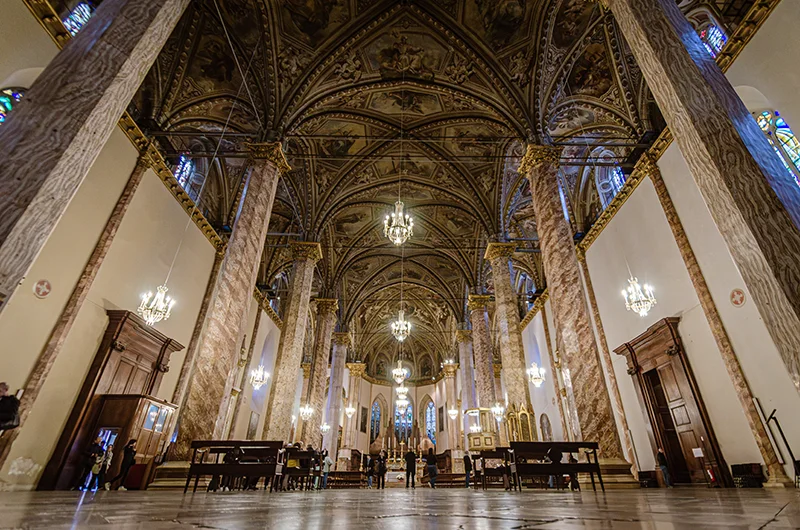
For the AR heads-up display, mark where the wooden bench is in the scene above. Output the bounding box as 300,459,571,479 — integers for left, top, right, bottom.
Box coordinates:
184,440,284,493
327,471,365,488
420,472,466,488
478,448,512,490
509,441,604,492
276,448,320,491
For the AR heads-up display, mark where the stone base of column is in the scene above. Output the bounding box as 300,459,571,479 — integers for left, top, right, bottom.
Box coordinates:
146,461,191,490
763,473,795,488
576,458,639,489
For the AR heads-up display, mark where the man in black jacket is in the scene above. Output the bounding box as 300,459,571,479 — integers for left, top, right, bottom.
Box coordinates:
463,453,473,489
404,449,417,488
0,382,19,431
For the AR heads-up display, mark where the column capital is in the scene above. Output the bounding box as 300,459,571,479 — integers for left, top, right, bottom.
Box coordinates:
484,242,516,262
315,298,339,315
346,362,366,377
518,144,562,175
455,329,472,343
244,142,291,173
290,241,323,263
442,363,459,377
467,294,491,311
493,363,502,377
332,332,351,347
301,362,312,379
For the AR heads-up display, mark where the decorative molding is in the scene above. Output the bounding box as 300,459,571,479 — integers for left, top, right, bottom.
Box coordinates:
519,289,549,330
244,142,291,174
332,332,351,347
442,363,459,377
253,288,283,329
301,362,312,379
346,362,366,378
467,294,492,312
315,298,339,315
518,145,562,175
455,329,472,343
493,363,502,378
290,241,323,263
484,242,517,262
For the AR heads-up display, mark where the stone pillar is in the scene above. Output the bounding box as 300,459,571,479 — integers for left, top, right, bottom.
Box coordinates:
467,295,497,409
456,330,477,451
493,363,504,405
323,332,349,462
442,362,459,451
639,154,791,486
0,0,191,311
521,144,624,459
344,363,366,448
263,242,323,442
0,148,153,470
175,144,286,457
301,299,338,448
602,0,800,394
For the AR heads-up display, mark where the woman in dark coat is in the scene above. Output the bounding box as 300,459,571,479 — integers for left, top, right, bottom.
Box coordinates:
376,450,388,489
106,439,136,491
425,448,438,489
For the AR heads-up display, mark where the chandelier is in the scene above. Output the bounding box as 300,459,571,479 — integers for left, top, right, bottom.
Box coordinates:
345,405,356,419
396,384,410,415
622,276,657,317
391,309,411,342
299,403,314,422
469,423,482,434
447,408,459,420
138,285,175,326
384,201,414,245
491,403,505,422
392,359,409,384
320,423,331,435
249,365,270,390
527,362,546,388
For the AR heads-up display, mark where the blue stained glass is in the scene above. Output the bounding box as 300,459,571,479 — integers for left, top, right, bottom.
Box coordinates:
63,3,94,36
0,89,24,125
700,25,727,58
756,110,800,187
425,401,436,445
394,403,413,444
174,155,195,188
369,401,381,443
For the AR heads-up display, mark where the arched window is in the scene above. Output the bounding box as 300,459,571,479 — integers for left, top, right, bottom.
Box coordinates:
369,401,381,444
755,110,800,186
595,165,626,209
394,402,413,444
699,24,727,58
425,401,436,445
63,2,95,36
0,88,24,125
174,155,195,189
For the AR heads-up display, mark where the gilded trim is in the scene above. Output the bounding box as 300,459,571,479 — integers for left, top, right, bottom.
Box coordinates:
254,288,283,329
484,242,516,262
244,142,291,173
290,241,323,263
467,294,492,311
519,289,549,331
518,145,561,175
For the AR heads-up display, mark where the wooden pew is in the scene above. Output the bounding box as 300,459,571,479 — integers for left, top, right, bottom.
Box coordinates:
509,441,604,492
326,471,365,488
277,448,319,491
478,448,512,490
184,440,284,493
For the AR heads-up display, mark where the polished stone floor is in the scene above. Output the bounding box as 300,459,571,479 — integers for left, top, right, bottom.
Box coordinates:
0,488,798,529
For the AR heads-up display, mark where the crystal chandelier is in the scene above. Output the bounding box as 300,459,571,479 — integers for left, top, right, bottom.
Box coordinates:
345,405,356,419
491,403,505,422
622,276,657,317
138,285,175,326
299,403,314,422
396,384,410,415
447,408,458,420
384,200,414,245
392,359,409,384
249,365,270,390
469,423,482,434
320,423,331,435
526,362,546,388
391,309,411,342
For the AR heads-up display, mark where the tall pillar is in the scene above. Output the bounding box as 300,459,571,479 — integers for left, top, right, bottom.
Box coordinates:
263,242,323,442
175,144,285,457
493,363,504,405
467,295,497,409
602,0,800,393
344,362,366,449
521,145,624,459
323,332,349,462
301,299,338,448
442,362,460,451
0,0,191,311
0,148,153,469
639,154,791,485
456,330,477,451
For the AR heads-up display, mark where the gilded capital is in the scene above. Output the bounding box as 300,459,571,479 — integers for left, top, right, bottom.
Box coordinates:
518,144,562,175
442,363,459,377
634,152,661,180
484,242,516,262
346,362,366,377
493,363,502,377
315,298,339,315
467,294,491,312
332,332,352,347
455,329,472,343
290,241,323,263
245,142,292,173
301,362,312,379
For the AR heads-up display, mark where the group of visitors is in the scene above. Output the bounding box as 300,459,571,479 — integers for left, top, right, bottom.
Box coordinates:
74,437,137,491
278,442,334,491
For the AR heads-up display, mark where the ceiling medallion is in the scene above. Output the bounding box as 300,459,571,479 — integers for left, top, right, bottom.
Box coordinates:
526,362,546,388
392,359,409,384
622,276,657,317
384,200,414,246
138,285,175,326
391,309,411,342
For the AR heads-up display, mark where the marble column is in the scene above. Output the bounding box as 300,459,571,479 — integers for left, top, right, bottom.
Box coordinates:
175,144,285,457
263,242,323,442
0,148,153,470
493,363,504,406
467,295,497,409
456,330,477,450
639,154,791,486
521,144,624,459
323,332,349,462
442,362,459,451
602,0,800,393
301,299,338,448
0,0,191,312
343,362,366,449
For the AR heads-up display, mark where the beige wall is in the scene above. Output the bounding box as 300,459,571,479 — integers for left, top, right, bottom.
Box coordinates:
521,310,565,441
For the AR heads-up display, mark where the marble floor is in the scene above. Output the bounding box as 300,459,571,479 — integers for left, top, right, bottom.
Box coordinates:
0,488,798,529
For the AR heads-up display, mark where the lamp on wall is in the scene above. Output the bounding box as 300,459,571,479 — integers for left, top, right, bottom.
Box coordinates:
345,404,356,419
447,408,458,420
526,362,546,388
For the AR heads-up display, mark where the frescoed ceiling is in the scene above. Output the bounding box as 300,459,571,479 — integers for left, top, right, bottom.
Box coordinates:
127,0,753,381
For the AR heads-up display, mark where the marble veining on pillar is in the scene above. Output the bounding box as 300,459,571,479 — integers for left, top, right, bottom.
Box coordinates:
323,332,349,461
302,299,338,448
343,363,365,449
468,296,497,410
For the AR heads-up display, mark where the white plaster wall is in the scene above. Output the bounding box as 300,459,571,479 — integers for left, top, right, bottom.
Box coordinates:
521,314,565,441
0,3,57,88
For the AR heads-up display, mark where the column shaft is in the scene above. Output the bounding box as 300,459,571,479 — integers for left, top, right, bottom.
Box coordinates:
0,0,190,309
175,146,284,457
605,0,800,392
344,363,365,448
522,145,624,459
264,242,323,441
457,331,477,450
323,333,349,462
443,364,459,451
467,296,497,409
301,299,338,448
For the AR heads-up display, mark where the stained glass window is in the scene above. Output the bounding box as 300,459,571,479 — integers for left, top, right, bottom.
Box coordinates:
174,156,195,188
369,401,381,443
425,401,436,445
596,165,627,209
699,25,727,59
756,110,800,187
394,402,413,444
63,2,94,36
0,88,24,125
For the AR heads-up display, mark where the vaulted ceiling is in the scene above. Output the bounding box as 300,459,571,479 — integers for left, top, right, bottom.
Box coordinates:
127,0,752,380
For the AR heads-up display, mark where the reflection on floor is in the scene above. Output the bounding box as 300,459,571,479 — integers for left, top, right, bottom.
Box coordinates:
0,488,799,529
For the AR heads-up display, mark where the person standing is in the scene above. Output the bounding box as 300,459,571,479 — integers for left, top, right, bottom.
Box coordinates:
75,436,104,490
657,448,673,488
0,382,20,432
377,450,387,489
463,453,473,489
366,455,375,488
425,448,438,489
99,443,113,491
321,450,334,489
404,448,417,488
106,439,136,491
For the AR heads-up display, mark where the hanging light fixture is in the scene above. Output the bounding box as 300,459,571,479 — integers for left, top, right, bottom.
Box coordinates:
299,403,314,422
137,285,175,326
384,201,414,246
391,309,411,342
469,423,482,434
622,276,657,317
491,403,505,422
526,362,546,388
320,423,331,435
392,359,409,384
249,365,270,390
345,404,356,419
447,408,459,420
396,384,410,415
